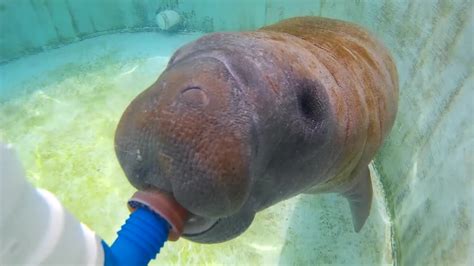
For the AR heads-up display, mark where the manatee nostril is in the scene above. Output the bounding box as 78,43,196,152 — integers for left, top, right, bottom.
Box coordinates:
180,86,209,107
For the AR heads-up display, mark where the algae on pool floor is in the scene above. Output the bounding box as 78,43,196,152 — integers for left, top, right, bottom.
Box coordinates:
0,32,393,265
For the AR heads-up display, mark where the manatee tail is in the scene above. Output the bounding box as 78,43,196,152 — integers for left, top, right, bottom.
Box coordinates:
343,166,373,232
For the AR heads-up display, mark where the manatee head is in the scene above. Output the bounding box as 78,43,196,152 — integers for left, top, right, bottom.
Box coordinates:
115,32,336,243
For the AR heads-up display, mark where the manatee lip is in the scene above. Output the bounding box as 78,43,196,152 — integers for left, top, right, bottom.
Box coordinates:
140,183,222,237
182,215,220,237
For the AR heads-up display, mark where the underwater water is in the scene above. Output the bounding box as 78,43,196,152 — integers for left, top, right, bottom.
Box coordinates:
1,0,473,265
0,31,394,265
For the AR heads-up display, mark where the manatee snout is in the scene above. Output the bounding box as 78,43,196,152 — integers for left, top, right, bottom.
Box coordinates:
115,56,255,223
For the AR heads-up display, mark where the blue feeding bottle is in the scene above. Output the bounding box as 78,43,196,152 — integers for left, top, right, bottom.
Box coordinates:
102,191,189,266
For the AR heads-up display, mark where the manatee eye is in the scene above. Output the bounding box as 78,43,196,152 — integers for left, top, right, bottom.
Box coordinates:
298,88,324,124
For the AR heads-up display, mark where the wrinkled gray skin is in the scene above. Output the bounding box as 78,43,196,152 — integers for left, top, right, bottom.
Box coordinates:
115,17,398,243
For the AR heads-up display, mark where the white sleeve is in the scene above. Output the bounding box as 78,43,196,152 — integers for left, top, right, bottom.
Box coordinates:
0,143,104,266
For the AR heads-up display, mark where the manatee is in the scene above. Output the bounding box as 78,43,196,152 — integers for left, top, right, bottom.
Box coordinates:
114,16,399,243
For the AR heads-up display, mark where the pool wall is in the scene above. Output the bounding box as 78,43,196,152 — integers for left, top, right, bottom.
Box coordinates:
1,0,472,265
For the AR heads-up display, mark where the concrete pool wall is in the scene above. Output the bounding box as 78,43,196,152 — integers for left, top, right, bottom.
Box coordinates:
1,0,472,265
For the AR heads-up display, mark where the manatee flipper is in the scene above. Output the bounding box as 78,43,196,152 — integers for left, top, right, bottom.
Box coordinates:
343,166,373,232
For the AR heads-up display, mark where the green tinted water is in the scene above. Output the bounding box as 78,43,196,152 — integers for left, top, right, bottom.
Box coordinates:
1,0,472,265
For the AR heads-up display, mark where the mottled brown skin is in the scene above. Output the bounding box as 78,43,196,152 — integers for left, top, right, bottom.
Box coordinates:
115,17,398,243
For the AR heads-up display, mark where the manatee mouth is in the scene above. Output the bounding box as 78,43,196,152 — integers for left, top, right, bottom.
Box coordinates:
182,214,220,237
182,209,256,243
127,187,252,243
127,189,221,241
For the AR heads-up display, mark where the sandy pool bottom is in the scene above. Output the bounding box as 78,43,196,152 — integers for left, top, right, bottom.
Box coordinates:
0,32,393,265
